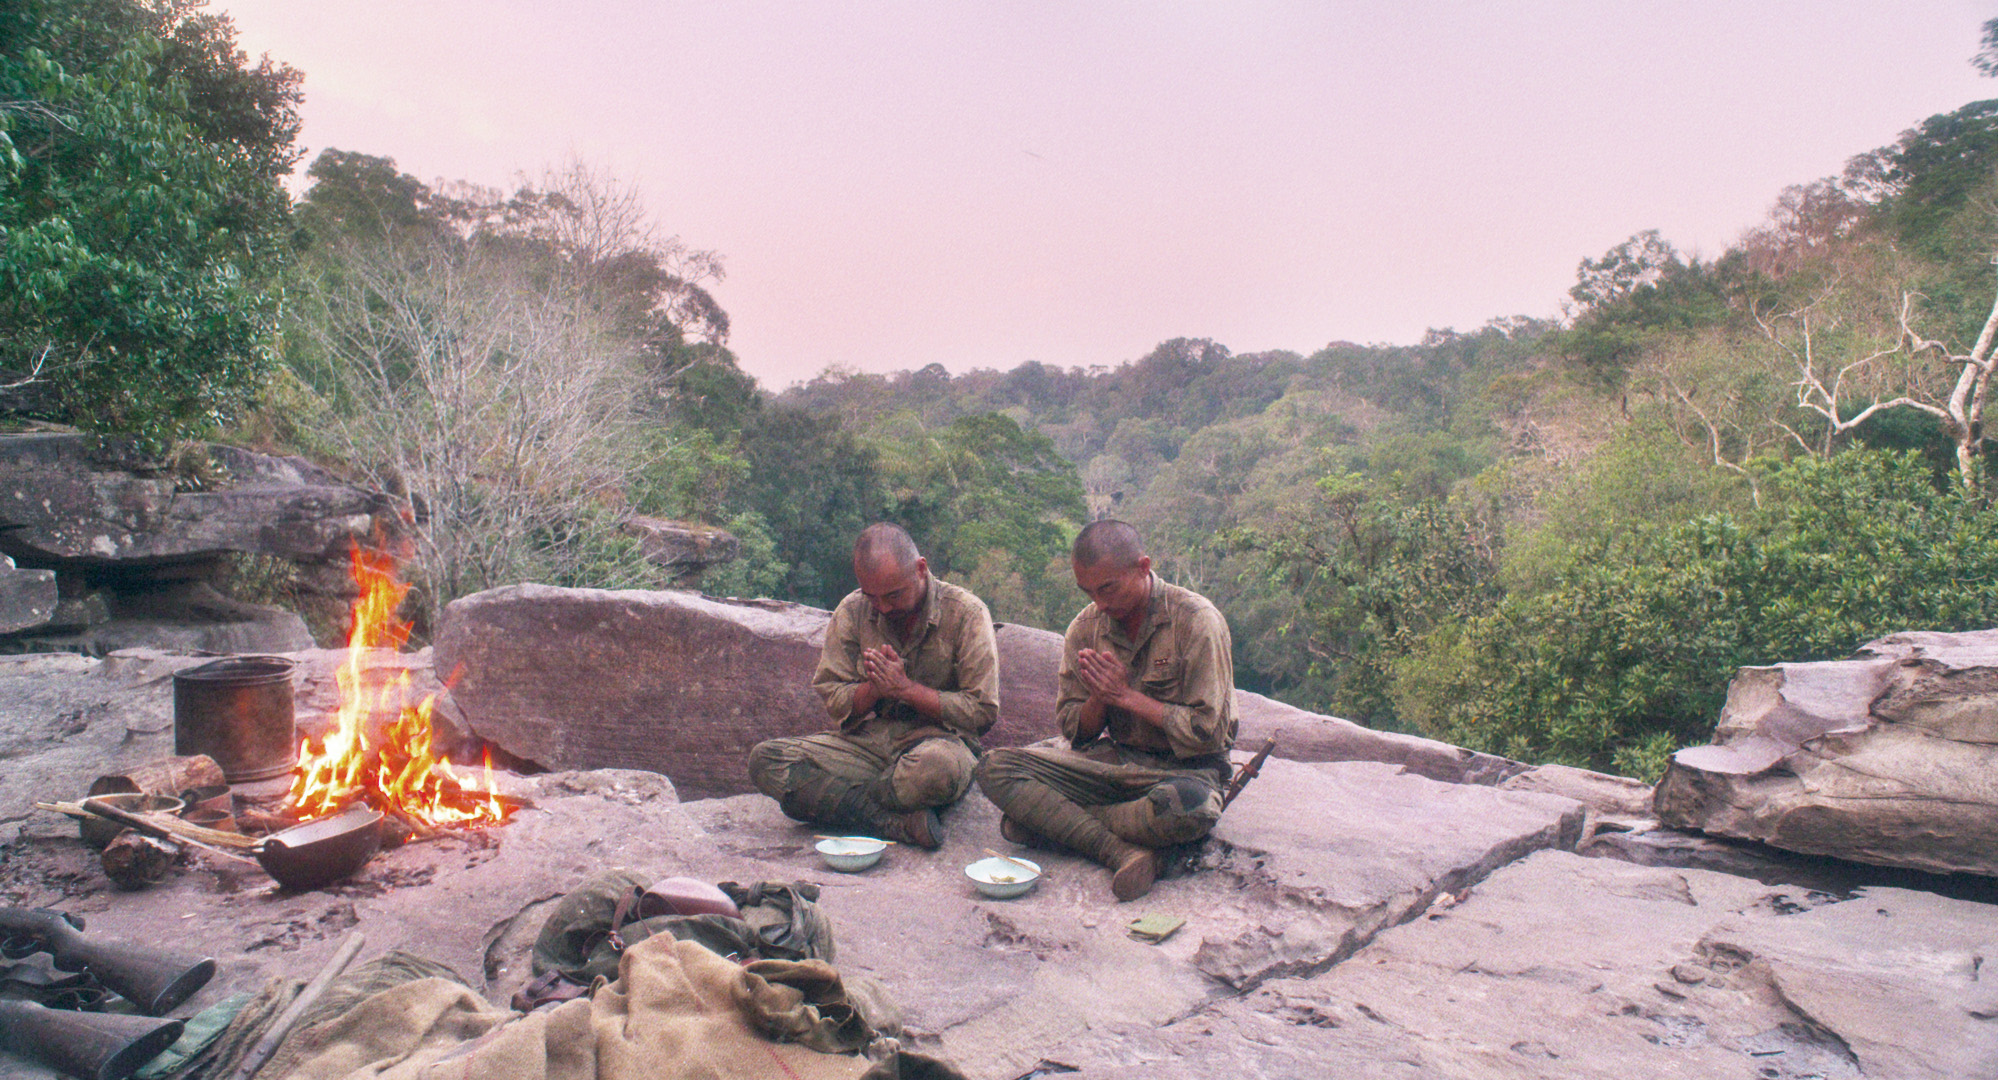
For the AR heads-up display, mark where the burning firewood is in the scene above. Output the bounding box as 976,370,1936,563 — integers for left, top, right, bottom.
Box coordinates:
285,546,514,831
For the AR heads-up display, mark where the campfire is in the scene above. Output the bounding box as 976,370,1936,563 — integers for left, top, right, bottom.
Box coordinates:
286,546,510,831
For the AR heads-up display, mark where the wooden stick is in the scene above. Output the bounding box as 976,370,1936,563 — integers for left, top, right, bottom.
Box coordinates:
39,801,261,849
63,800,261,864
226,931,366,1080
983,848,1038,874
86,756,225,799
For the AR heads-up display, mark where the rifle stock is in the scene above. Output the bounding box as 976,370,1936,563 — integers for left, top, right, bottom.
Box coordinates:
0,998,183,1080
1222,736,1278,809
0,909,214,1016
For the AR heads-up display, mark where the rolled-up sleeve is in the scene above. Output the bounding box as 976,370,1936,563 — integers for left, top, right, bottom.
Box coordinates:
811,598,867,726
1055,613,1092,745
935,598,1000,739
1157,604,1236,758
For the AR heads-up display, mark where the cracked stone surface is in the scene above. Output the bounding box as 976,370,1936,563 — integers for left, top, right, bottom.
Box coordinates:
680,759,1584,1075
1031,851,1997,1079
2,651,1991,1080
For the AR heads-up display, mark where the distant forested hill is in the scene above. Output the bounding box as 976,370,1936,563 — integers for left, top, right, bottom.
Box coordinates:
18,3,1998,780
654,95,1998,780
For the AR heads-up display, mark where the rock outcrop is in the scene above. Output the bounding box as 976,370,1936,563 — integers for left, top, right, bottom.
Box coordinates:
0,434,395,653
2,650,1988,1080
1655,629,1998,879
434,584,1538,800
0,554,56,634
620,516,741,583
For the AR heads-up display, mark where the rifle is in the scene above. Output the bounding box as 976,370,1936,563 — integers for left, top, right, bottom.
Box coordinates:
0,998,184,1080
1221,736,1278,809
0,909,214,1016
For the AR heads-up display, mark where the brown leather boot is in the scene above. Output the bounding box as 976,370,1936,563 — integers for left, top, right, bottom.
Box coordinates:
1105,840,1159,902
878,807,944,850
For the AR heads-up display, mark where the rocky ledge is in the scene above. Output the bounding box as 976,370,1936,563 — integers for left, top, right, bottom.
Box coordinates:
1657,628,1998,878
1,649,1993,1079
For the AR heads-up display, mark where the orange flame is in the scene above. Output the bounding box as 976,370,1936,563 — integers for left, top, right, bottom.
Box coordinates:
287,546,508,827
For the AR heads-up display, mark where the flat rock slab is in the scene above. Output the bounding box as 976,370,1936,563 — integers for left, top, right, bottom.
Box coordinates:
684,758,1585,1078
0,434,388,565
13,650,1981,1080
1033,850,1998,1080
1,723,1585,1080
0,653,182,846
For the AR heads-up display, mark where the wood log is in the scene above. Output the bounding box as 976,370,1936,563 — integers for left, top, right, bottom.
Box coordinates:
101,832,179,889
86,756,226,799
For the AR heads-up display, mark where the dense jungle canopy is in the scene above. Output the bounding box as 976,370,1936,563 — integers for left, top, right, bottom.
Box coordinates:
10,1,1998,777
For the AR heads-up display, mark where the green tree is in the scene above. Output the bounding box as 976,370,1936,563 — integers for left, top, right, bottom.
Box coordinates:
1555,232,1734,390
1410,451,1998,778
1244,465,1502,727
882,412,1087,629
737,406,889,608
0,0,300,443
290,156,729,627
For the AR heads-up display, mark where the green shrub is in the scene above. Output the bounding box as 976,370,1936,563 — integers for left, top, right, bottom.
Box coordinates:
1404,450,1998,778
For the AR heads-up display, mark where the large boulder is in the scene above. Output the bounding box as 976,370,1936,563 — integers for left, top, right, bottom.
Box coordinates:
1655,629,1998,878
433,586,832,800
435,584,1533,800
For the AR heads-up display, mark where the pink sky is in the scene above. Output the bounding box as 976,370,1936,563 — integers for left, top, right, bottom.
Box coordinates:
219,1,1995,389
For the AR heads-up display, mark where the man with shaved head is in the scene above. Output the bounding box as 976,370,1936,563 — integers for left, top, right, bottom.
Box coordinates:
976,520,1236,900
748,523,999,848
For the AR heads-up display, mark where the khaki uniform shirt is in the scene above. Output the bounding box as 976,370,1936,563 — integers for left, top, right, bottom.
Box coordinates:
812,575,1000,746
1057,573,1237,761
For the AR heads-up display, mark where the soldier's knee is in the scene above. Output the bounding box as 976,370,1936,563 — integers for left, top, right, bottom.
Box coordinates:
747,739,790,797
1149,777,1218,818
885,740,974,810
974,747,1029,798
1143,778,1222,843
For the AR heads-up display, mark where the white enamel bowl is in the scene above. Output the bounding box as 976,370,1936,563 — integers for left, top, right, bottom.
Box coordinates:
965,855,1041,899
815,836,888,872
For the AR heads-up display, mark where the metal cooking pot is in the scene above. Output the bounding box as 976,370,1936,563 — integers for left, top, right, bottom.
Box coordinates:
173,656,298,783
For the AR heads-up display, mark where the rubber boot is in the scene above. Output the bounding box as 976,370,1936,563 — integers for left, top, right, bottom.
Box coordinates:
864,772,946,849
876,806,944,849
1105,840,1158,902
